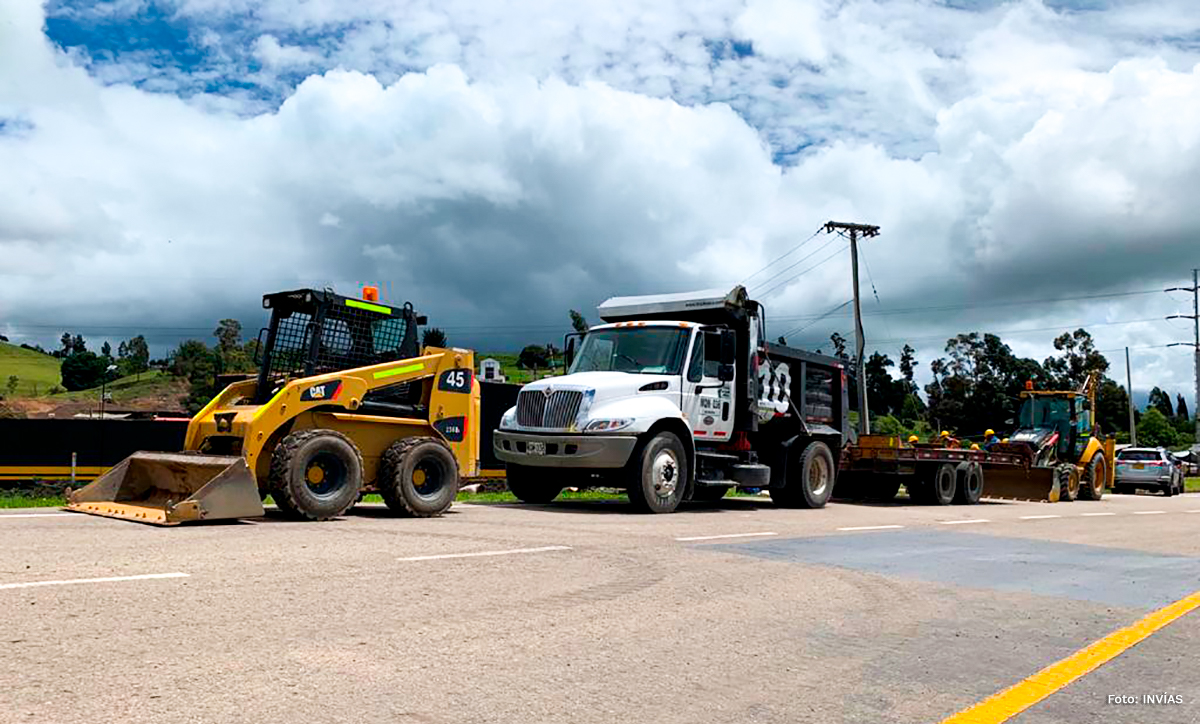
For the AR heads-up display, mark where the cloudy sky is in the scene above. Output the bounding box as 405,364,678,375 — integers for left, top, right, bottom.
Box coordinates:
2,0,1200,397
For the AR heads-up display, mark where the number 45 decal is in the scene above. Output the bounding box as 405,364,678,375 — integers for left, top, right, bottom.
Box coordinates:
438,368,473,393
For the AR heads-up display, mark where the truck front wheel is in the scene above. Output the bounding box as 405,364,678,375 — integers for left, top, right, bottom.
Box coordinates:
770,441,835,509
505,465,564,504
627,431,689,514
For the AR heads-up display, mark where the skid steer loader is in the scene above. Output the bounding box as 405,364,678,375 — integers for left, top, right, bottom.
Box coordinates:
67,287,481,525
985,373,1115,502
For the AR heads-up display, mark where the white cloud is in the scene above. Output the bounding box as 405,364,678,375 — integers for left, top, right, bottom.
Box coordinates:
5,0,1200,397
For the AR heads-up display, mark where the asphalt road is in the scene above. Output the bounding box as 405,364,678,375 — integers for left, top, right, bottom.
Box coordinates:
2,491,1199,724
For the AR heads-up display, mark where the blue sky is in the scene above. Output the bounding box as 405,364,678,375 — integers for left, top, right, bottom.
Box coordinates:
5,0,1200,395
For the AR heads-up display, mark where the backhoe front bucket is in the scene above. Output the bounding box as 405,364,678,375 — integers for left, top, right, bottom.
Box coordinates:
982,464,1061,503
65,452,265,526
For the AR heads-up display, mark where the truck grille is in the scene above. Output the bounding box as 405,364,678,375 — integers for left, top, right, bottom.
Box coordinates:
516,389,584,428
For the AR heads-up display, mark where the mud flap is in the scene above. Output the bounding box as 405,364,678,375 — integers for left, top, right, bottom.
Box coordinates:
65,452,265,526
981,464,1061,503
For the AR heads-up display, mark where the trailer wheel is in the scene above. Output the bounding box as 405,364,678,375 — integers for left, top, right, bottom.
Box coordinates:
953,462,983,505
378,437,459,517
1056,464,1078,502
1078,454,1105,501
926,463,957,506
627,431,688,514
505,464,564,504
770,441,835,509
269,429,363,521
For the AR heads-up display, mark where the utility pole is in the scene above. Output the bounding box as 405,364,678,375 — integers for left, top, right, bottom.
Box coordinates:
1125,347,1137,447
1165,268,1200,446
824,220,880,436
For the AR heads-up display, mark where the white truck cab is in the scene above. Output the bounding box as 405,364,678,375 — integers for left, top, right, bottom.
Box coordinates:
494,287,849,513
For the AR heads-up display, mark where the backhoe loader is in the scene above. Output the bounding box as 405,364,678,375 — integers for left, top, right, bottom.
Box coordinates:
985,372,1115,502
67,287,482,525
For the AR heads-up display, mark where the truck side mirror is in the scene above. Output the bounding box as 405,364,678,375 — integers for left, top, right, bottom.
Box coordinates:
717,363,735,382
564,333,580,368
720,329,736,365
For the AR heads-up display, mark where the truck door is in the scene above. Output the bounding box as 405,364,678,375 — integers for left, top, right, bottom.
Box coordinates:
683,329,735,443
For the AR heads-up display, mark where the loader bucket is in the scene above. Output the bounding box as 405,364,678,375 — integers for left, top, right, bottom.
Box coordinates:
65,452,265,526
981,464,1061,503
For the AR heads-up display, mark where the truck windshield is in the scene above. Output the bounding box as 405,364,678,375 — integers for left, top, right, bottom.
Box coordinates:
570,327,689,375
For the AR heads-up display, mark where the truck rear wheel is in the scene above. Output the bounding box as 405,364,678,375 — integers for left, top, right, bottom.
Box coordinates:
953,462,983,505
1078,454,1105,500
378,437,459,517
627,431,688,514
269,429,363,521
505,465,564,504
770,441,834,509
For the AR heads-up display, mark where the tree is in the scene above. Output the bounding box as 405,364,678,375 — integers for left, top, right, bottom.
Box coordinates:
1138,408,1183,448
1043,329,1108,390
60,332,72,355
72,334,86,354
924,332,1047,438
569,310,589,333
6,376,17,396
214,319,242,354
60,351,107,391
1095,377,1130,435
422,328,448,348
212,320,254,373
101,341,112,359
865,352,905,418
1176,394,1190,423
171,340,222,414
118,335,150,380
898,344,918,394
517,345,550,370
1148,387,1174,418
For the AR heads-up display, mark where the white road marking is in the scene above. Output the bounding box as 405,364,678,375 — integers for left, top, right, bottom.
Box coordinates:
1187,510,1200,514
939,519,990,525
676,532,778,542
0,513,71,519
837,525,904,532
397,546,572,562
0,572,188,591
1081,512,1117,517
1132,511,1166,515
1019,515,1062,520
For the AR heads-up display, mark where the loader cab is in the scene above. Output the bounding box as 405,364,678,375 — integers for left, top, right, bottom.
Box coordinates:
1016,391,1089,463
254,289,426,404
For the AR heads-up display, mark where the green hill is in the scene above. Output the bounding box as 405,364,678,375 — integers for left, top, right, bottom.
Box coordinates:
0,342,61,396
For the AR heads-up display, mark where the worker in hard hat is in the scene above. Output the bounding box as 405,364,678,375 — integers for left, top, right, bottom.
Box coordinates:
970,443,980,451
983,428,1002,450
905,434,920,448
939,430,959,448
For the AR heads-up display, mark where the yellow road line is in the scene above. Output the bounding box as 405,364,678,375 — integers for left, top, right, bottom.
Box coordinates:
941,589,1200,723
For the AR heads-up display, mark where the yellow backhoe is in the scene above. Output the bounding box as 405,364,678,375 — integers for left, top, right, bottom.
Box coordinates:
985,373,1115,502
67,287,481,525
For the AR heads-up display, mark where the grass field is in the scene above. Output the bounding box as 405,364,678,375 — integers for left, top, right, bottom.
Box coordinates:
1187,477,1199,493
0,342,62,396
478,352,565,385
50,369,180,403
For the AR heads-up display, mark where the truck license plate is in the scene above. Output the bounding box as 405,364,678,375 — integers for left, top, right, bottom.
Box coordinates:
527,441,546,456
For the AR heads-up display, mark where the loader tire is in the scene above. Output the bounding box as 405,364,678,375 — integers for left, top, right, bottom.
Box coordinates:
1056,464,1078,502
926,463,957,506
505,464,563,504
770,441,835,509
378,437,459,517
1078,454,1106,501
953,462,983,505
627,431,688,514
269,429,363,521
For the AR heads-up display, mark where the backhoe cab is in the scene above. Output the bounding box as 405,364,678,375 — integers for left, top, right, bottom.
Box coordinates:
68,287,480,525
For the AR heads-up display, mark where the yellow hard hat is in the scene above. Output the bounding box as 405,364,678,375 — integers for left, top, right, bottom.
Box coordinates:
907,435,919,443
970,443,980,450
1002,438,1010,443
985,429,995,437
940,430,950,437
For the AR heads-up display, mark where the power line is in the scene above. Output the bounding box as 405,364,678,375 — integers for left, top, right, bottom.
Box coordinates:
748,235,842,293
778,299,853,341
739,227,824,285
755,243,847,299
786,316,1168,349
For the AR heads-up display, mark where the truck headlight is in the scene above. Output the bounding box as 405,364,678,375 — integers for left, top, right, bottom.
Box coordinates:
584,418,634,432
500,407,516,429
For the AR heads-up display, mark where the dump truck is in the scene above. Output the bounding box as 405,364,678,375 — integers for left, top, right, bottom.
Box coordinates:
838,374,1115,504
67,287,485,525
492,286,852,513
